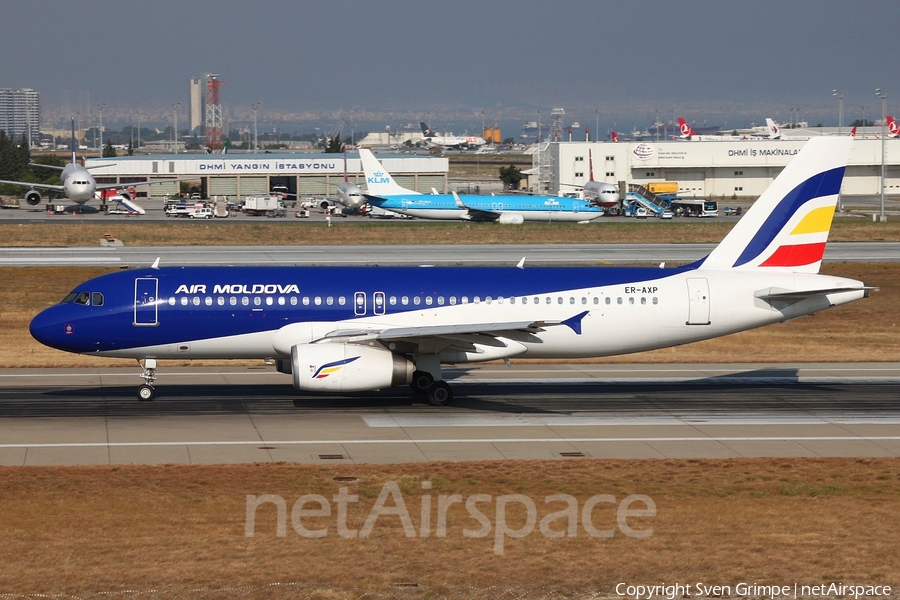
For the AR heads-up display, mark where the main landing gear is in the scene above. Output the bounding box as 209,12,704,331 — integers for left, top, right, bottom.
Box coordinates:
409,369,454,406
138,358,157,401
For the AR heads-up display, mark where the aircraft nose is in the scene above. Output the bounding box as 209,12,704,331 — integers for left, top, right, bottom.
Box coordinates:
29,305,77,352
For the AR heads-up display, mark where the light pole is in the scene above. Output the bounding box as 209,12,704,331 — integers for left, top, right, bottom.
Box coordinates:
172,102,182,154
876,88,887,222
97,103,106,152
595,109,599,141
862,106,866,130
252,102,260,153
136,112,141,150
833,89,843,135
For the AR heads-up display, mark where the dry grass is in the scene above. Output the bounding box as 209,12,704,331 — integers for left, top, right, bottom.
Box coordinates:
1,217,899,247
0,459,897,596
2,263,897,368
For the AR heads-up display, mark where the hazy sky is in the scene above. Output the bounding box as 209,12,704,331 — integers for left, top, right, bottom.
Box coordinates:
3,0,897,126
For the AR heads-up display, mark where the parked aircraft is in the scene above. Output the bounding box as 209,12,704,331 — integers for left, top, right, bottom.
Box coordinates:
30,137,867,406
359,149,603,222
335,153,365,210
676,118,734,141
419,122,486,148
765,118,811,141
887,116,900,138
0,120,187,210
559,150,618,208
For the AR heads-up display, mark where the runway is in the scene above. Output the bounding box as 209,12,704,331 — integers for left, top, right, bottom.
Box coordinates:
1,363,898,466
1,241,898,266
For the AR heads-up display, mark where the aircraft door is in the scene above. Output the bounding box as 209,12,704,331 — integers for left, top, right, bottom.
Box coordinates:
373,291,386,315
134,277,159,326
686,277,711,325
354,291,367,315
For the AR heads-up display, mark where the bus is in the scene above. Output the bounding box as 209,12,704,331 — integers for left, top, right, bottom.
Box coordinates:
670,199,718,218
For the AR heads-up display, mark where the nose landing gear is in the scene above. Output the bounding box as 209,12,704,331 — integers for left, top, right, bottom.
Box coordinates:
138,358,158,401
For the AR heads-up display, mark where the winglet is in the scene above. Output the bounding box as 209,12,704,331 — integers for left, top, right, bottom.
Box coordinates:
452,191,467,209
151,257,160,270
561,311,589,335
516,257,526,269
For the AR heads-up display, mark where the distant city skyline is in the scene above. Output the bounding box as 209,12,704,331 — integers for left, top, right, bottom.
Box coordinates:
3,1,897,135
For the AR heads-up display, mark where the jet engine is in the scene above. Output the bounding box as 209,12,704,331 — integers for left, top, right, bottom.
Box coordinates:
25,190,42,206
497,213,524,225
291,343,414,392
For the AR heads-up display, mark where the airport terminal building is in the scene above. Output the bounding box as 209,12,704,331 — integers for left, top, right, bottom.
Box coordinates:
545,138,900,199
86,153,448,199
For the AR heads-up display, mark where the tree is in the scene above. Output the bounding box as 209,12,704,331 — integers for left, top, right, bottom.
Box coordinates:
127,141,134,156
102,140,117,158
498,164,523,190
503,137,516,145
851,119,873,127
324,135,344,154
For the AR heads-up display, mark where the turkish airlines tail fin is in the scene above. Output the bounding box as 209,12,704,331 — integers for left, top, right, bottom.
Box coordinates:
887,115,899,138
677,118,695,138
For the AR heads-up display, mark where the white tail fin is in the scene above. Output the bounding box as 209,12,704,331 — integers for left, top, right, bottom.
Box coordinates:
699,137,852,274
765,118,781,139
358,149,419,196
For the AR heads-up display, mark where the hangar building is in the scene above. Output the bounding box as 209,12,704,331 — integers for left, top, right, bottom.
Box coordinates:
545,138,900,199
86,153,448,199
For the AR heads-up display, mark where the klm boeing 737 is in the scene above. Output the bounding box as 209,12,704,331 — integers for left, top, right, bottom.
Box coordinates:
30,137,868,405
359,149,604,223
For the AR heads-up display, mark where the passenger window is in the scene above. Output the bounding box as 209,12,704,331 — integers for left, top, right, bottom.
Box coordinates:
425,296,433,306
91,292,104,306
653,297,658,305
401,296,409,305
605,297,611,305
254,297,262,306
449,296,457,305
205,297,212,306
241,297,249,306
557,297,563,305
326,296,334,306
278,297,285,306
473,296,480,304
629,297,635,305
485,297,492,305
389,296,397,306
545,297,551,304
218,297,225,306
593,297,599,305
569,297,575,304
290,297,297,306
181,297,188,306
338,296,346,306
192,297,200,306
510,297,515,305
413,296,421,306
266,297,274,306
230,297,238,306
303,297,310,306
168,298,176,306
437,296,445,305
617,297,623,305
314,297,322,306
641,297,647,305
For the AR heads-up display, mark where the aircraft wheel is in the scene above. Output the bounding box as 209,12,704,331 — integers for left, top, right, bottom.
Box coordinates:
426,381,453,406
410,370,434,394
138,384,156,401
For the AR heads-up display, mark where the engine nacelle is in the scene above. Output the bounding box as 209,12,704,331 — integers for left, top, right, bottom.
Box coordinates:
25,190,42,206
497,213,524,225
291,343,413,392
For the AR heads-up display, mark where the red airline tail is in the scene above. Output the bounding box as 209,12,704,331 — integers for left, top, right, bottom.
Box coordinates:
588,149,595,182
677,118,695,138
850,126,857,138
887,116,899,138
610,131,620,142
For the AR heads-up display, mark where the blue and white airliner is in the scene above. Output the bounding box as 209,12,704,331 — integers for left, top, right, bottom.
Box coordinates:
30,137,868,405
359,149,604,223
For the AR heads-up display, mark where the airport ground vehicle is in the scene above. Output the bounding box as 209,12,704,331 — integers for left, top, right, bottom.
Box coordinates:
189,207,214,219
243,195,282,216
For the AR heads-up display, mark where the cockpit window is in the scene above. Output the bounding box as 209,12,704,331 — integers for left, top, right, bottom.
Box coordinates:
73,292,90,305
63,292,78,303
91,292,104,306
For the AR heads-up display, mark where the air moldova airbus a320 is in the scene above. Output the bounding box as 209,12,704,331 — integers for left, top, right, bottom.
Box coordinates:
30,137,868,405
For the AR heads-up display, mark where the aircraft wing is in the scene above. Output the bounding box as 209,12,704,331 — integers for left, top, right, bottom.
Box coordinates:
0,179,65,192
317,312,589,350
452,191,500,221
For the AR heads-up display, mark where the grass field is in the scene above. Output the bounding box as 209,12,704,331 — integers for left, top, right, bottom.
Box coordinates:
1,217,900,247
1,459,897,596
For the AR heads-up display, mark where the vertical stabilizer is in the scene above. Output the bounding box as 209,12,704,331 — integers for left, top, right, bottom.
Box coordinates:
698,137,852,274
70,119,77,164
766,118,781,139
358,149,420,196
